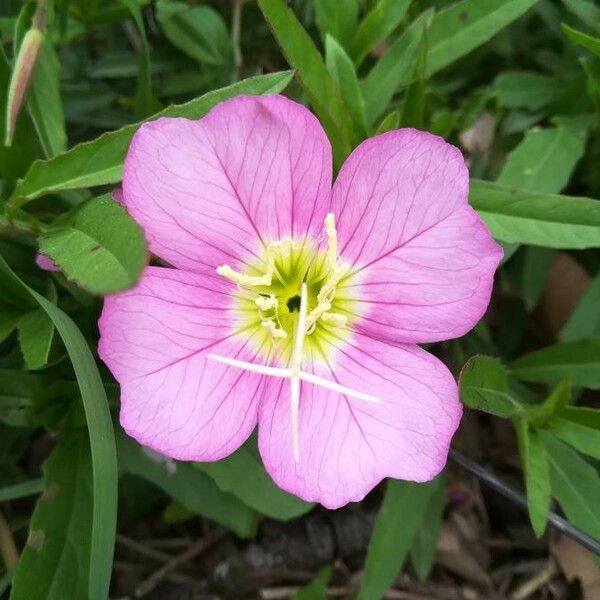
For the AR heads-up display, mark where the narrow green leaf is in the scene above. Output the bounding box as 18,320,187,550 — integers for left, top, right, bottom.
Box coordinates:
361,10,432,124
375,109,400,134
117,432,258,538
358,479,439,600
562,22,600,57
524,380,571,425
560,406,600,429
517,247,555,312
325,34,368,138
196,443,313,521
497,116,591,193
494,71,561,110
561,0,600,32
314,0,358,48
560,274,600,342
18,309,55,369
427,0,540,76
459,355,522,418
410,474,445,581
469,180,600,249
257,0,352,164
156,0,233,67
399,24,428,129
0,256,118,600
39,194,147,295
11,71,293,204
516,421,550,537
548,417,600,460
542,432,600,541
350,0,412,66
292,565,331,600
0,478,43,502
510,339,600,389
10,429,93,600
121,0,156,119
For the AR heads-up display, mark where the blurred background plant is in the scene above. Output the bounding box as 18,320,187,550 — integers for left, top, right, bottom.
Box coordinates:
0,0,599,598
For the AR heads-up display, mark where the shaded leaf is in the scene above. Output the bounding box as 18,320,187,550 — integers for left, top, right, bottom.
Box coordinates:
314,0,358,48
292,565,331,600
495,71,562,110
559,273,600,342
562,22,600,57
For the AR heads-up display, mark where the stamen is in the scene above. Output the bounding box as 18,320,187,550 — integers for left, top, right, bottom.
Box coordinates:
255,294,277,311
321,312,348,327
206,354,292,378
299,372,381,403
290,282,308,463
261,319,287,339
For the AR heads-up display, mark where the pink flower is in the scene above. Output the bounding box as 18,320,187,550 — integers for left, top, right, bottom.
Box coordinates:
98,95,502,509
35,253,60,272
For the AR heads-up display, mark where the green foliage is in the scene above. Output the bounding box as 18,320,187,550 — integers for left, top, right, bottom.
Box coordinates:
292,565,331,600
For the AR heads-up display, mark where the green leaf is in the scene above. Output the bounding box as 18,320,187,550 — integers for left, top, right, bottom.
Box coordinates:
542,432,600,541
292,565,331,600
562,22,600,57
10,71,293,204
561,0,600,32
18,308,55,369
459,355,523,418
469,180,600,249
515,421,550,537
0,256,118,600
121,0,156,119
524,380,571,425
0,304,22,343
358,479,440,600
0,368,43,427
547,416,600,460
314,0,358,48
375,109,400,134
510,339,600,389
560,273,600,342
516,247,555,312
325,34,368,138
427,0,540,76
196,443,313,521
39,194,147,295
560,406,600,429
494,71,561,110
156,0,233,67
399,24,428,129
410,474,445,581
0,478,43,502
361,10,432,124
117,431,258,538
497,116,591,193
10,429,93,600
26,38,67,158
257,0,352,164
350,0,412,66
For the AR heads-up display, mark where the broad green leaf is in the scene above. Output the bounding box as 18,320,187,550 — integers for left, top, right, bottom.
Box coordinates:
469,180,600,249
39,194,147,295
562,0,600,32
547,417,600,460
26,38,67,158
399,24,428,129
10,429,93,600
117,432,258,538
562,22,600,57
156,0,233,67
292,565,331,600
196,443,313,521
18,309,55,369
350,0,412,66
361,10,432,124
459,355,522,418
0,368,43,427
121,0,156,119
0,256,117,600
495,71,561,110
410,474,445,581
515,421,550,536
257,0,352,164
0,304,22,343
542,432,600,541
325,34,368,138
427,0,540,76
497,116,591,193
10,71,293,204
314,0,358,48
510,339,600,389
358,479,439,600
0,478,43,502
559,274,600,342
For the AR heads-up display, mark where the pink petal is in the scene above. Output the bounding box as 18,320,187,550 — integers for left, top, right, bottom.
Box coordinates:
258,332,461,509
122,95,332,274
98,266,266,460
332,129,502,344
112,187,123,204
35,253,60,272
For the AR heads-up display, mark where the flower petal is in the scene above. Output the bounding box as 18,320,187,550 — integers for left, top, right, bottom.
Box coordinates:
258,332,461,508
123,95,332,274
98,266,267,460
332,129,502,343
